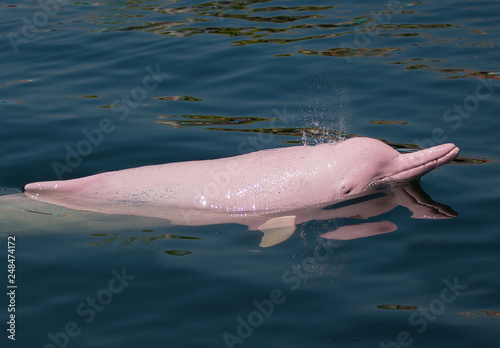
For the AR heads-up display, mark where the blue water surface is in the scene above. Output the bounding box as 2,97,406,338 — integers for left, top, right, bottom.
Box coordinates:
1,1,499,347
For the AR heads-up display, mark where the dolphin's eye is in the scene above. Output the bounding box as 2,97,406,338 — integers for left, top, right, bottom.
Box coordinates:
341,185,352,195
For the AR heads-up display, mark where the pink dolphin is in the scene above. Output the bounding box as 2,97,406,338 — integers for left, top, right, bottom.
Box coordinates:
24,137,459,216
2,180,455,246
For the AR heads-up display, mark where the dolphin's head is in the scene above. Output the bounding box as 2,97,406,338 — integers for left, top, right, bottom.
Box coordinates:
330,137,459,199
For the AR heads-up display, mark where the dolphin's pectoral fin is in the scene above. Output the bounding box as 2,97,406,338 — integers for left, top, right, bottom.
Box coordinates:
258,216,297,248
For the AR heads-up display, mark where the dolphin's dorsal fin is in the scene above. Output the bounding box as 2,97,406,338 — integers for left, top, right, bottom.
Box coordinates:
258,216,296,248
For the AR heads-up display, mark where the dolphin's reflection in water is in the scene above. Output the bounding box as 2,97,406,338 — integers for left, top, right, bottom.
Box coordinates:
317,181,456,241
236,180,456,247
1,181,455,247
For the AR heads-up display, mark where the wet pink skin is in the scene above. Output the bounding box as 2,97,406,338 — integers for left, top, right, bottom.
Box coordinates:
24,137,459,216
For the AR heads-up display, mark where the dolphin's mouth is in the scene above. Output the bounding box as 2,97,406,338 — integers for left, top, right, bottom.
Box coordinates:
370,143,460,186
